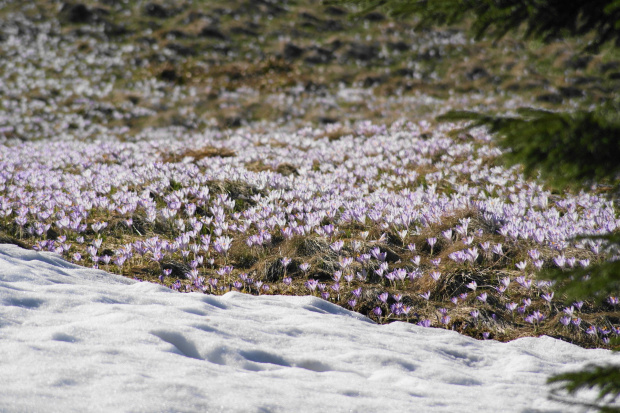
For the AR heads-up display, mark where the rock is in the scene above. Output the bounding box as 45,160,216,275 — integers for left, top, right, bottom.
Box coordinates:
303,47,333,65
143,3,170,19
570,76,598,85
599,61,620,73
164,30,188,40
221,116,242,128
417,47,442,60
103,22,129,37
564,55,593,70
159,68,179,83
324,6,347,16
559,86,584,98
165,43,196,57
283,43,304,60
300,21,318,30
230,26,258,37
199,26,227,40
466,67,489,81
388,41,410,52
536,93,563,104
300,12,321,22
317,117,338,124
182,11,210,24
326,39,343,51
364,11,385,21
395,68,415,77
161,261,191,279
304,53,330,65
506,82,542,92
304,81,327,92
324,19,344,32
59,3,93,24
137,36,157,45
362,75,386,87
345,43,378,61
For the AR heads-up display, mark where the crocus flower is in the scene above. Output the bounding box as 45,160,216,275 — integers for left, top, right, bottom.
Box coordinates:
281,257,291,268
304,279,318,292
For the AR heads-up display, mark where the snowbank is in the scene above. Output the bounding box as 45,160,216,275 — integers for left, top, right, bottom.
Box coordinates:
0,244,613,412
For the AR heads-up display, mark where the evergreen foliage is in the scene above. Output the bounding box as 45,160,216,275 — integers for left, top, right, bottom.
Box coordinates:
548,365,620,413
437,103,620,190
333,0,620,410
331,0,620,49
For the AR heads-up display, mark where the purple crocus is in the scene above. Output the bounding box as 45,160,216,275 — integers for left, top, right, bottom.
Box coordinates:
304,279,318,292
466,281,477,291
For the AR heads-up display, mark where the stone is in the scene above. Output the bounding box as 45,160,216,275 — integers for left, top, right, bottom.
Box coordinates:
345,43,378,61
564,55,593,70
59,3,93,24
283,43,304,60
559,86,584,98
303,47,333,64
362,75,386,87
199,26,227,41
465,67,489,81
388,41,410,52
599,61,620,73
143,3,170,19
324,6,347,16
165,43,196,57
159,68,179,83
230,26,258,37
364,11,385,22
536,93,563,104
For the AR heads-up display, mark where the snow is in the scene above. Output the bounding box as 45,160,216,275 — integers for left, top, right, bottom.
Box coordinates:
0,244,614,412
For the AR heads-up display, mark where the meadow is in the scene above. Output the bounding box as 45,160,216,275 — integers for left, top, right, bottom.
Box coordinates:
1,0,619,351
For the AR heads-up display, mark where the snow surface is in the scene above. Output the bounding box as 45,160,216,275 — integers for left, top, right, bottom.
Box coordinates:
0,244,615,413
